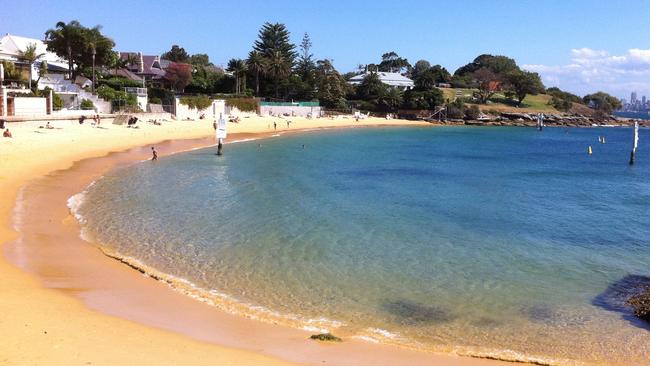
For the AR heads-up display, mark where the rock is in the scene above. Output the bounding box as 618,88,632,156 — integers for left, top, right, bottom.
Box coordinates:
593,275,650,316
627,288,650,322
309,333,342,342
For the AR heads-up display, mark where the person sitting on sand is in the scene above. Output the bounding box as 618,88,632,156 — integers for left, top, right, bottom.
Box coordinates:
3,128,12,138
151,147,158,161
46,122,54,129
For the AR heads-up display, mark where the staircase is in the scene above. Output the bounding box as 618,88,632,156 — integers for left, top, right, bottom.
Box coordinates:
39,74,112,113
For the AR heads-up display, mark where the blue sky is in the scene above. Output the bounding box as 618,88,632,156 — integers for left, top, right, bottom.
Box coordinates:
2,0,649,98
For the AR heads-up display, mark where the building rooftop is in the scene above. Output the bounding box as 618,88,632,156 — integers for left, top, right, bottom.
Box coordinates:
348,72,414,88
0,33,68,70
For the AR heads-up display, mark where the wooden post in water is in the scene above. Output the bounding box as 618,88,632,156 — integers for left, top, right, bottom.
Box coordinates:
217,139,223,156
216,113,227,156
629,121,639,165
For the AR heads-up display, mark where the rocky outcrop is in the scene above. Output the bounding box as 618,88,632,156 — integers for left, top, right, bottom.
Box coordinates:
309,333,342,342
442,112,649,128
627,288,650,322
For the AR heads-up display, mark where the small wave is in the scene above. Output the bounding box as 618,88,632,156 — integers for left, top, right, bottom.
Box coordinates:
92,246,347,336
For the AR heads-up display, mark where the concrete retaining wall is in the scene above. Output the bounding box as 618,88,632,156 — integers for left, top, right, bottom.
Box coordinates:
174,98,226,121
259,105,322,118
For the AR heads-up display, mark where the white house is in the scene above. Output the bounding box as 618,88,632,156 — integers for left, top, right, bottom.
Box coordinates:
348,72,414,90
0,33,69,78
0,33,112,114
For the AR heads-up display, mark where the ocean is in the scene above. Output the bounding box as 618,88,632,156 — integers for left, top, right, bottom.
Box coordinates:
73,126,650,365
614,111,650,120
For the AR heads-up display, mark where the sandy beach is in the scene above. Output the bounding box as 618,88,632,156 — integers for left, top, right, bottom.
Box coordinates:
0,115,514,366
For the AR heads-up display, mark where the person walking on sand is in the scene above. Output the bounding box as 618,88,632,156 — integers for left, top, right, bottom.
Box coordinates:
151,147,158,161
273,121,277,131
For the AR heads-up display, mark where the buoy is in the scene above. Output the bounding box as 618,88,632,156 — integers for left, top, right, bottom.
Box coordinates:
588,146,593,155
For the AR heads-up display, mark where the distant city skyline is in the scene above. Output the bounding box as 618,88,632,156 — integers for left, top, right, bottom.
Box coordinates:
1,0,649,99
621,91,650,112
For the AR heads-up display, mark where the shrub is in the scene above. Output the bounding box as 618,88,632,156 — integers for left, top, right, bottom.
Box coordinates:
99,76,143,90
549,96,572,112
53,93,63,110
180,95,212,110
148,96,162,104
80,99,95,110
224,97,257,112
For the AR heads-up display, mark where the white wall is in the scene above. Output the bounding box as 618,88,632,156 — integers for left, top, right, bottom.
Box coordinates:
174,98,226,121
14,97,47,116
259,105,322,118
136,95,147,112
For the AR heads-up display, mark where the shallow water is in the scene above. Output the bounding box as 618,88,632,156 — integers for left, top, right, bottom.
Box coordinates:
76,126,650,365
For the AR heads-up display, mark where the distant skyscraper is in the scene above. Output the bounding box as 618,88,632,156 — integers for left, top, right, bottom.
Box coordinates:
643,96,647,106
631,91,638,104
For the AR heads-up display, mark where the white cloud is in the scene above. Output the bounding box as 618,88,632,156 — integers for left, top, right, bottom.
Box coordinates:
523,48,650,99
570,48,608,59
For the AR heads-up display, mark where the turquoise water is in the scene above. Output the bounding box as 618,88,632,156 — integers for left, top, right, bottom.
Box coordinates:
75,127,650,365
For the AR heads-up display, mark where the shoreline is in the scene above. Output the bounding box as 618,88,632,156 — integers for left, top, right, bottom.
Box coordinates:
0,116,518,366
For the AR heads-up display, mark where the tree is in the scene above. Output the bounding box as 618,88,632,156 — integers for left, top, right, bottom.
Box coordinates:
189,54,212,67
125,53,139,70
45,20,115,80
247,50,266,96
45,20,82,78
267,51,291,98
85,25,112,93
454,54,518,77
506,70,545,106
36,60,48,85
314,59,348,108
377,87,403,112
583,92,622,114
472,68,500,104
414,68,438,90
378,51,410,73
252,22,296,98
547,87,583,112
227,58,247,94
0,60,21,82
296,33,316,81
412,60,431,79
162,45,189,62
253,23,296,63
402,89,444,110
356,71,387,102
165,62,192,92
429,65,451,83
18,43,44,89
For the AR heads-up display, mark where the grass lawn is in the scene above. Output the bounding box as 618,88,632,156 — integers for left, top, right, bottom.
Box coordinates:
437,87,558,113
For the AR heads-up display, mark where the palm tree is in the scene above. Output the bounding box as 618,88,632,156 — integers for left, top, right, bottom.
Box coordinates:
46,21,82,78
86,26,106,93
125,53,139,70
268,51,290,98
36,61,48,85
247,50,266,96
18,43,45,89
227,58,247,95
